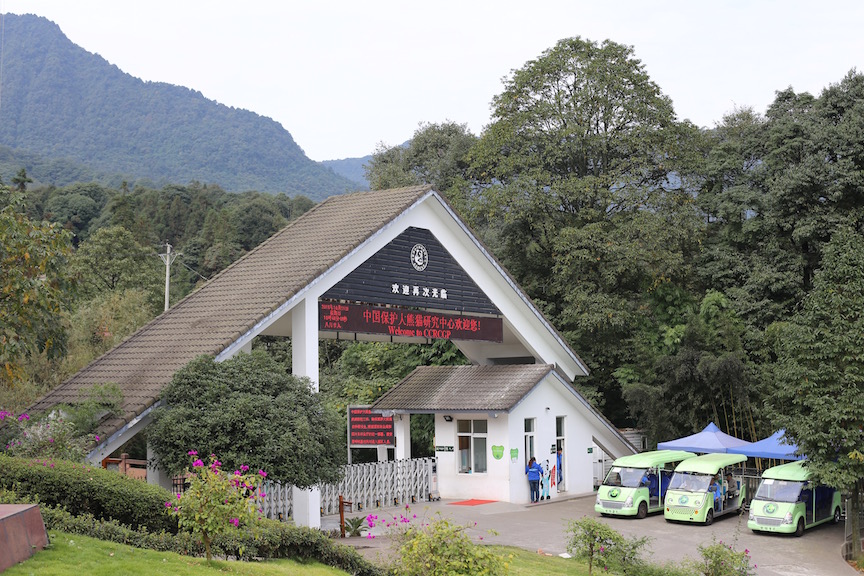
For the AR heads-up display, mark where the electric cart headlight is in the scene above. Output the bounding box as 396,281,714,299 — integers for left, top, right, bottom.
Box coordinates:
624,496,633,508
782,512,793,525
596,494,601,505
749,510,754,521
694,499,702,507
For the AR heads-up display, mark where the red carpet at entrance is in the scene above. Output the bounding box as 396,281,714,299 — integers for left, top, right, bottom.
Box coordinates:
449,499,497,506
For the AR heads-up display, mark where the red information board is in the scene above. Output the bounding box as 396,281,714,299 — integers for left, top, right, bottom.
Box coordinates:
320,302,503,342
348,406,395,447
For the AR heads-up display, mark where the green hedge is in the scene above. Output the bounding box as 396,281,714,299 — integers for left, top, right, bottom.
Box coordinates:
42,503,382,575
0,455,177,533
2,486,381,575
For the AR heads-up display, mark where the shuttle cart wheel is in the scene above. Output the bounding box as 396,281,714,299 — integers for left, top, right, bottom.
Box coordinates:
637,501,648,519
795,518,805,537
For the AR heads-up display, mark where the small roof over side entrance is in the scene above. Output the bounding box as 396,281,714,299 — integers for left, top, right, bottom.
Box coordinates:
371,364,634,458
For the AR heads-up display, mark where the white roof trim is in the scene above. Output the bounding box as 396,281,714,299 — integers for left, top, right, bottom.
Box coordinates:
216,191,437,361
428,191,589,376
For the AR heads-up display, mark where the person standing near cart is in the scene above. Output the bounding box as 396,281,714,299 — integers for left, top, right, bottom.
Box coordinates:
525,457,543,503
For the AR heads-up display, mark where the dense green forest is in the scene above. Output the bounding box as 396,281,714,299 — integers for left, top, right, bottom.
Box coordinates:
3,36,864,483
0,14,360,200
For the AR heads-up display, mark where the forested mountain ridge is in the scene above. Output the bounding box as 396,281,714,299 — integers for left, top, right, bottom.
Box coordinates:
0,14,360,201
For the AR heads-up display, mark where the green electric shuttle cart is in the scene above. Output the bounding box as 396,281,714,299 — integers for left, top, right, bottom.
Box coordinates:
595,450,696,518
664,453,747,525
748,460,841,536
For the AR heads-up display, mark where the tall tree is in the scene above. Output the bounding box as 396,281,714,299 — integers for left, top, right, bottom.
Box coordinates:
771,227,864,559
11,168,32,192
467,37,702,422
69,225,162,310
364,121,477,210
0,186,74,387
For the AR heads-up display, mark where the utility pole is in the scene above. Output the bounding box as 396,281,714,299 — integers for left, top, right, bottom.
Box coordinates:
158,243,178,312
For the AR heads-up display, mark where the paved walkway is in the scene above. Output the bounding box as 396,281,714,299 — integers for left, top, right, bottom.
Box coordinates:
324,493,856,575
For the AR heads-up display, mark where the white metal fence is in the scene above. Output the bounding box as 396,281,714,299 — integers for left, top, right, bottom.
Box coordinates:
259,457,436,521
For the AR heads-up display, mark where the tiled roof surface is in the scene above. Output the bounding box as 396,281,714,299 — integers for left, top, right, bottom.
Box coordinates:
370,364,556,412
30,185,433,438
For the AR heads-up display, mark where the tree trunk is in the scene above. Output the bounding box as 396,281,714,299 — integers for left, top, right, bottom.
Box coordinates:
203,531,212,562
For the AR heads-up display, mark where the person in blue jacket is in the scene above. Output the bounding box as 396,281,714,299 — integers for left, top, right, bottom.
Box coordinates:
525,457,544,503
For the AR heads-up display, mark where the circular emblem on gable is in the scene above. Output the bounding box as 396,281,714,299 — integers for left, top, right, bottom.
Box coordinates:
609,488,620,498
410,244,428,271
764,503,777,514
678,495,689,505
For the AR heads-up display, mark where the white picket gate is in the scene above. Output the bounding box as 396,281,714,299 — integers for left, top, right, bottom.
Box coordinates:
260,457,436,520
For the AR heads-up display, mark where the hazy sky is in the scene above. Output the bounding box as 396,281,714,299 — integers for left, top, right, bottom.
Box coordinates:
2,1,863,161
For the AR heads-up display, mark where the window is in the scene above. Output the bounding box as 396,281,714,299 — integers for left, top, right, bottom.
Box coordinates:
524,418,536,465
457,419,487,473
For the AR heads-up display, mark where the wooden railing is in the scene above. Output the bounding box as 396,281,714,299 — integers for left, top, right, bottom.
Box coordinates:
101,453,147,481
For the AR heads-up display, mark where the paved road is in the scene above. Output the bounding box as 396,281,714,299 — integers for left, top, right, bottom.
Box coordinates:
328,493,855,575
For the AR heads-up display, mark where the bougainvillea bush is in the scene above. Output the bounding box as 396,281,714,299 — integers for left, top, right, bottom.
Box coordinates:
166,452,266,561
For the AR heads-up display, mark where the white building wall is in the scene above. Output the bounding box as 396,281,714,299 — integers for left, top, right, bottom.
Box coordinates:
431,375,602,504
508,377,597,503
434,413,512,501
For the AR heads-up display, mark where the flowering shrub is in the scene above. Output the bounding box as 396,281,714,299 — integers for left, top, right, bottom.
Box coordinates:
166,452,266,561
689,539,756,576
566,516,649,575
396,516,507,576
0,410,100,461
0,384,119,460
364,506,506,575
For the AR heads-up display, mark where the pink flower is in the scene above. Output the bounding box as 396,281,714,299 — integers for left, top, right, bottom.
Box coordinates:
229,518,239,527
192,459,204,467
187,450,198,456
164,501,172,508
94,435,100,442
258,469,267,477
240,465,249,472
18,414,29,422
177,493,182,499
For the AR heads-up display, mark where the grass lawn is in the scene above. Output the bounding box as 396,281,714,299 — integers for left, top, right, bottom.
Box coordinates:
490,546,591,576
5,531,349,576
6,531,596,576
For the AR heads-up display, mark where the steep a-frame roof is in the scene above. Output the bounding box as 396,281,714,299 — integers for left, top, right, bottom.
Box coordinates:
30,185,433,439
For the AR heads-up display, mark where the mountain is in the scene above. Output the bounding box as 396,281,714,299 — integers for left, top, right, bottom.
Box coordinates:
321,155,371,189
0,14,361,201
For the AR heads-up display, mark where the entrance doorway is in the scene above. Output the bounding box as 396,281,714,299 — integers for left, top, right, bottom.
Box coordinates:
556,416,566,492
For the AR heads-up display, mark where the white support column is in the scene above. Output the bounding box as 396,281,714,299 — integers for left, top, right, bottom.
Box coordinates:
394,413,411,460
291,297,321,527
291,297,319,390
377,446,389,462
147,442,175,493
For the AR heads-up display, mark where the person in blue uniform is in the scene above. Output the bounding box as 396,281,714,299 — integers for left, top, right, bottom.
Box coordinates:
525,457,544,503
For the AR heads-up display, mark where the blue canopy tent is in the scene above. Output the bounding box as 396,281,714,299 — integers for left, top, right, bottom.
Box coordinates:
657,422,752,454
727,429,802,460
